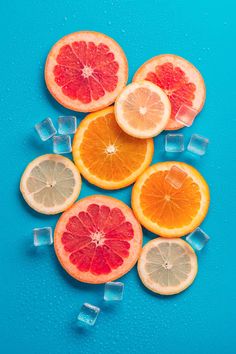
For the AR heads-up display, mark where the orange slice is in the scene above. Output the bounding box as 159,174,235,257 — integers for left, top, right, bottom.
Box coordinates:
45,31,128,112
72,106,154,190
133,54,206,130
138,238,198,295
132,162,210,237
54,195,143,284
20,154,81,215
114,81,171,138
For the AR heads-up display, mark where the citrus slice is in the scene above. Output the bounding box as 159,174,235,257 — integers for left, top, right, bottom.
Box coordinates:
138,238,198,295
114,81,171,138
45,31,128,112
54,195,143,284
20,154,81,215
133,54,206,130
132,162,210,237
72,106,154,190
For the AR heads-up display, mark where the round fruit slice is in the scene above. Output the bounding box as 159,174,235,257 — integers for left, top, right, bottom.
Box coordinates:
133,54,206,130
132,162,210,237
138,238,198,295
115,81,171,138
54,195,143,284
72,106,154,190
45,31,128,112
20,154,81,215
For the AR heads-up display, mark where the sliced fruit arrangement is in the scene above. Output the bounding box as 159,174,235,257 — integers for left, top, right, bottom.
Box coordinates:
54,195,143,284
115,81,171,138
20,154,81,214
138,238,198,295
45,31,128,112
132,161,210,237
72,106,154,189
133,54,206,130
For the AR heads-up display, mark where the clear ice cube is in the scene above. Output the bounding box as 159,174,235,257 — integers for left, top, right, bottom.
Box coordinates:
175,104,198,127
187,134,209,156
33,227,53,246
53,135,72,154
186,227,210,251
104,282,124,301
165,134,184,152
77,303,100,327
165,165,187,189
35,118,57,141
58,116,77,135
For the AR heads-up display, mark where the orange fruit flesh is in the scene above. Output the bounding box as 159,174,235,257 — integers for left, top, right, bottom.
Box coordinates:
140,170,201,229
72,107,154,189
132,162,210,237
79,113,149,180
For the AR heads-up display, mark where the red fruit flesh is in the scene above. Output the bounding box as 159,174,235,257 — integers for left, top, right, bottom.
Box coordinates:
54,42,119,103
145,62,196,120
61,204,133,275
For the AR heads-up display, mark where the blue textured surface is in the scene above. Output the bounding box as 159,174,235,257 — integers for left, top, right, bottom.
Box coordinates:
1,1,235,353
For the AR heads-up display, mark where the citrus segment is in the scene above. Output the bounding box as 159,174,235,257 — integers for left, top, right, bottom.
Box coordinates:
20,154,81,214
138,238,198,295
54,195,143,284
45,31,128,112
72,106,154,189
133,55,206,130
132,162,210,237
115,81,171,138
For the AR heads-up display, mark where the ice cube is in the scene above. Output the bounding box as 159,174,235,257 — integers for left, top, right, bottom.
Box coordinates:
77,303,100,327
53,135,72,154
58,116,77,135
175,104,198,127
186,227,210,251
35,118,57,141
33,227,53,246
165,165,187,189
187,134,209,156
165,134,184,153
104,282,124,301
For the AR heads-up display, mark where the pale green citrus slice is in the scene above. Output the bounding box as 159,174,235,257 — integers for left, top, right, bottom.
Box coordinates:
20,154,81,214
138,238,198,295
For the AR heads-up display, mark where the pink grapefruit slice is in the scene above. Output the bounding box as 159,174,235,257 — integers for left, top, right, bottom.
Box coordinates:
54,195,143,284
133,54,206,130
45,31,128,112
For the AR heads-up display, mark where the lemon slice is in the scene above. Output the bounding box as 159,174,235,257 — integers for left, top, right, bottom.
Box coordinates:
20,154,81,214
138,238,198,295
114,81,171,138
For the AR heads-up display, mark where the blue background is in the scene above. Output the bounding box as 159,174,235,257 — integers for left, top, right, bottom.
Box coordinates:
1,0,235,353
